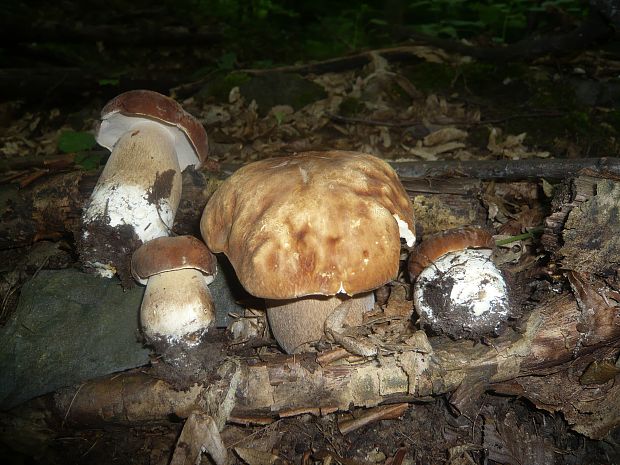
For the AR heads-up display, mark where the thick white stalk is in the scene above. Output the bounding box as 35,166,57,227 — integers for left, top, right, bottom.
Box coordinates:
141,268,215,346
81,121,182,277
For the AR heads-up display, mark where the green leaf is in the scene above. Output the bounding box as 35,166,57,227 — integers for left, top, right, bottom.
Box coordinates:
57,131,97,153
74,152,104,171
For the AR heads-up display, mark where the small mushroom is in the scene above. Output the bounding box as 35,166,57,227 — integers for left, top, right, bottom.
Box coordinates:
131,235,217,363
201,151,415,353
79,90,209,286
408,226,510,339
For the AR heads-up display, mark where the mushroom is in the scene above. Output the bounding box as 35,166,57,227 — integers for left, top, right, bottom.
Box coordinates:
79,90,209,286
408,226,510,339
131,235,217,364
200,151,415,353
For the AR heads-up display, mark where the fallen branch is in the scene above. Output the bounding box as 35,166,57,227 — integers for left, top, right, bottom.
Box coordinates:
241,11,612,77
5,23,222,46
0,165,481,250
327,111,564,128
3,158,619,250
388,157,620,180
53,290,620,438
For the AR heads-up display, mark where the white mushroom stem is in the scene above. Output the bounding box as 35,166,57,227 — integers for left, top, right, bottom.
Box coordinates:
82,121,182,275
413,249,509,338
266,292,375,354
140,268,215,346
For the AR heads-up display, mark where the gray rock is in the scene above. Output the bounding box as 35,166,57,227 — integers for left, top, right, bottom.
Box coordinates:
0,263,247,409
0,269,150,409
239,72,327,115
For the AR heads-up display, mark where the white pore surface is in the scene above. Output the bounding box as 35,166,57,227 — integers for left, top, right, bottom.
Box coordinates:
393,214,416,247
83,183,176,243
98,114,200,170
140,269,215,345
415,249,507,320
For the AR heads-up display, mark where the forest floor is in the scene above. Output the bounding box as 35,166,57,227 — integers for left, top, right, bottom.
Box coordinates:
2,6,620,465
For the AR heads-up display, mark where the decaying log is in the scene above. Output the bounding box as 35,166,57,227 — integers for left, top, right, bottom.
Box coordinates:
0,168,221,249
388,157,620,180
543,173,620,279
0,165,488,250
6,23,221,46
8,156,619,250
8,157,620,250
54,288,620,437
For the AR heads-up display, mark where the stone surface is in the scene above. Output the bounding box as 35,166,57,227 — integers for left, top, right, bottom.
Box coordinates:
0,268,149,409
239,72,327,115
0,266,245,409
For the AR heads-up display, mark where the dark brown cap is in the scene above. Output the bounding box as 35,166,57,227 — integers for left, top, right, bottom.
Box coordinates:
408,226,494,280
97,90,209,169
131,235,216,284
201,150,415,299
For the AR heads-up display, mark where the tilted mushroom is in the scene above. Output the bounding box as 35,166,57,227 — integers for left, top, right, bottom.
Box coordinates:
79,90,209,286
131,235,217,364
408,226,510,339
201,151,415,353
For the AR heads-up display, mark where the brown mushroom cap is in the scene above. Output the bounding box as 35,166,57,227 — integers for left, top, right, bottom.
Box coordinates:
97,90,209,169
201,150,415,299
131,235,216,284
408,226,494,280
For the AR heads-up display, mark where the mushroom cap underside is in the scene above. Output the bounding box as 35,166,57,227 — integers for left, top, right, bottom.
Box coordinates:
97,89,209,169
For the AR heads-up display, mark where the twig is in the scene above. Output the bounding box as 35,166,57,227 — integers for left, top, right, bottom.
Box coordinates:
327,111,564,128
338,403,410,434
389,157,620,180
327,112,421,128
62,383,85,428
495,227,544,246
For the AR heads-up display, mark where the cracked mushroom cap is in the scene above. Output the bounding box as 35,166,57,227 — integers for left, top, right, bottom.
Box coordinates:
131,235,217,284
201,150,415,299
97,89,209,170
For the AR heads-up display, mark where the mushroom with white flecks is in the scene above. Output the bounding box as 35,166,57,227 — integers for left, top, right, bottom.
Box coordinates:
408,226,510,339
79,90,209,286
200,150,415,353
131,235,217,364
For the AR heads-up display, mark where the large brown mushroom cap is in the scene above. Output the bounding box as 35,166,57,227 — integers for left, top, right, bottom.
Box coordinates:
131,235,217,285
97,90,209,169
201,151,415,299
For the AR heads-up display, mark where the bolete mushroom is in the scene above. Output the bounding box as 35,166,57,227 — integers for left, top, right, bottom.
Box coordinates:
79,90,209,286
131,235,217,364
200,151,415,353
408,226,510,339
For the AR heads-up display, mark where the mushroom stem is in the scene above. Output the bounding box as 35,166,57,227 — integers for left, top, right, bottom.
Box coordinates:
266,292,375,354
81,121,182,278
141,268,215,347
